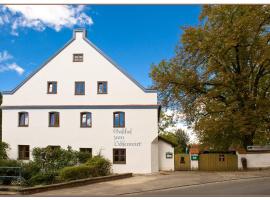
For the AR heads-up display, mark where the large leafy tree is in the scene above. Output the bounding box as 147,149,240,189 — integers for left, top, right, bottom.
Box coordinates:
151,5,270,150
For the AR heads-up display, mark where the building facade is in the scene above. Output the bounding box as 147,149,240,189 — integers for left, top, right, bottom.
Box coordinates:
1,29,174,173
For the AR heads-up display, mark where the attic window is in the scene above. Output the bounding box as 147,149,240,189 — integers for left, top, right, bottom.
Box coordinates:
73,54,83,62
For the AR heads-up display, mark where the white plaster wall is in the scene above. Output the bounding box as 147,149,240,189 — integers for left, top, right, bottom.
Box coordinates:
237,152,270,169
2,31,156,106
158,140,174,171
2,108,158,174
190,156,199,170
151,137,159,173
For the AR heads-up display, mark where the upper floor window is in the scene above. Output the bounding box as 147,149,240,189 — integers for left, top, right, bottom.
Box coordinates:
47,81,57,94
75,82,85,95
73,53,83,62
97,81,108,94
113,112,125,128
18,112,29,127
80,112,92,128
18,145,30,160
49,112,60,127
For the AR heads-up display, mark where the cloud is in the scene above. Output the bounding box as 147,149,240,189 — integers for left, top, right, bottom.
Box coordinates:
0,5,93,35
0,50,13,62
0,51,24,75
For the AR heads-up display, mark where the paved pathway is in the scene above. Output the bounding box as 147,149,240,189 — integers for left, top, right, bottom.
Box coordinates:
31,169,270,196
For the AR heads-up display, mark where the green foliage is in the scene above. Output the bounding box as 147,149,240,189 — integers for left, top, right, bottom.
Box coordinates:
151,5,270,149
160,129,190,153
77,151,92,164
59,165,93,181
85,155,112,176
0,159,21,167
59,155,112,181
32,146,78,173
26,171,57,186
0,142,9,160
21,161,41,181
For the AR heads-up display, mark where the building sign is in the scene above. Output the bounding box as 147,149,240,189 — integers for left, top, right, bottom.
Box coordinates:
166,152,173,159
191,154,199,160
113,128,142,147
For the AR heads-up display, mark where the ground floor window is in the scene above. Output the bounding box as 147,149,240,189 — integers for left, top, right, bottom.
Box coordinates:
113,148,126,164
18,145,30,160
47,145,61,150
80,148,92,157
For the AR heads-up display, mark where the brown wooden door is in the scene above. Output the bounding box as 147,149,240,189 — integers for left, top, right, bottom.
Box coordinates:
175,154,190,171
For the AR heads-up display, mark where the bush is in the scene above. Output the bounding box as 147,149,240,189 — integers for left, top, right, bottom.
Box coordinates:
21,161,41,181
59,165,93,181
0,142,9,160
85,155,111,176
26,172,57,186
77,151,92,164
32,146,78,173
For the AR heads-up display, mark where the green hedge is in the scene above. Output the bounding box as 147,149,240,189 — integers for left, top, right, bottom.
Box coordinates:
59,155,112,181
59,165,93,181
85,155,111,176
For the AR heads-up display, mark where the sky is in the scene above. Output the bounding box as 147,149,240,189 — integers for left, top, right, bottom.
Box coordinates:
0,5,201,141
0,5,201,91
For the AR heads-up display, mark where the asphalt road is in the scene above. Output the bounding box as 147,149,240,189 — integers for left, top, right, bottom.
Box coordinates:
124,177,270,197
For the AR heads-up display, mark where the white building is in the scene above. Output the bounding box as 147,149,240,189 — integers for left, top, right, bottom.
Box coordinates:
1,29,174,174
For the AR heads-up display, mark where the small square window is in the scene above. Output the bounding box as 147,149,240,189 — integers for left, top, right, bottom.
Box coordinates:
75,82,85,95
113,148,126,164
49,112,60,127
219,154,225,162
18,145,30,160
47,82,57,94
73,54,83,62
97,81,108,94
18,112,29,127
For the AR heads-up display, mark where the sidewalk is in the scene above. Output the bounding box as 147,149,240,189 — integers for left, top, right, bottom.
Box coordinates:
32,169,270,196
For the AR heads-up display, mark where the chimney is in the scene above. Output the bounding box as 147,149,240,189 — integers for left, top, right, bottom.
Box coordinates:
73,29,86,39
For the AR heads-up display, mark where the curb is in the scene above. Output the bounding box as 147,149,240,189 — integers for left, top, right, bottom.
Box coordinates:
117,175,270,196
19,173,132,195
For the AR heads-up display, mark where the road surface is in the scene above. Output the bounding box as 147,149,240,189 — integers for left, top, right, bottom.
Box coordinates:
124,177,270,196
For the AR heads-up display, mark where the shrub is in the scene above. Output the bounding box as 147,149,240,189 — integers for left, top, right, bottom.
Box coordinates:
77,151,92,164
32,146,78,173
0,142,9,160
21,161,41,181
26,172,57,186
85,155,111,176
59,165,93,181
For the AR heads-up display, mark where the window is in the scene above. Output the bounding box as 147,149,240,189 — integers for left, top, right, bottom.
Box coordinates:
219,154,225,162
180,156,185,164
49,112,60,127
47,81,57,94
80,148,92,157
97,81,108,94
73,53,83,62
47,145,61,150
113,112,125,128
80,112,92,127
18,112,29,127
75,82,85,95
113,148,126,164
18,145,30,160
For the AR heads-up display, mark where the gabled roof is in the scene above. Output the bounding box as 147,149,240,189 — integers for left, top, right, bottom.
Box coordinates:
2,28,157,95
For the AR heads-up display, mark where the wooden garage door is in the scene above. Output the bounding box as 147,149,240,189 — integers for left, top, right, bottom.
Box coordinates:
199,153,238,171
175,154,190,171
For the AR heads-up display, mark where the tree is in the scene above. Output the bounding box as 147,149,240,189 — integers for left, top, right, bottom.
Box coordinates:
160,129,190,153
151,5,270,150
